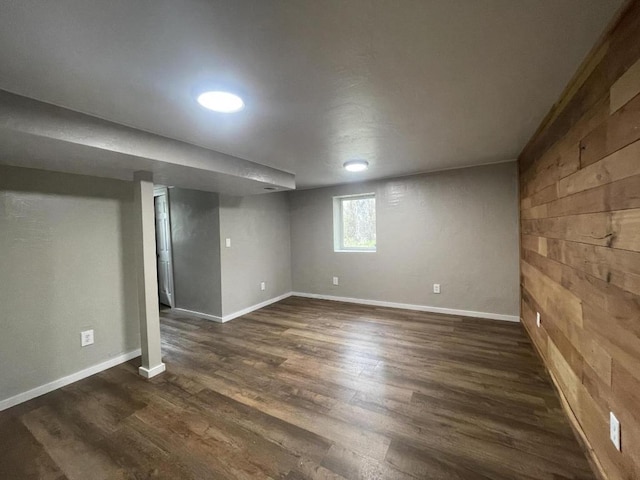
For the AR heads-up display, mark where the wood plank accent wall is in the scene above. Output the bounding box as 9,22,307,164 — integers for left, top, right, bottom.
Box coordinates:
518,2,640,479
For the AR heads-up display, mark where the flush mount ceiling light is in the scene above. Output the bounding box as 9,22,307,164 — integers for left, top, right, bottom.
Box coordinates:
196,91,244,113
343,160,369,172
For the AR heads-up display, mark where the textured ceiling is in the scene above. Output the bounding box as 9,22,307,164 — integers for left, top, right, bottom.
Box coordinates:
0,0,622,188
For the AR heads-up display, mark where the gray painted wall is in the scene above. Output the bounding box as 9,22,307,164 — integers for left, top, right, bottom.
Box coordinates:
289,162,520,316
219,193,292,316
0,161,518,407
0,165,140,402
169,188,222,317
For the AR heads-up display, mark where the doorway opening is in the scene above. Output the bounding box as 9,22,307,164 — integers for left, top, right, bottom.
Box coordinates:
153,186,175,308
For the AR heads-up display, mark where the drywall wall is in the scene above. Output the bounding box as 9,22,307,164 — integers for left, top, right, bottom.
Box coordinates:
289,162,520,317
219,192,292,317
519,2,640,478
169,188,222,317
0,165,140,403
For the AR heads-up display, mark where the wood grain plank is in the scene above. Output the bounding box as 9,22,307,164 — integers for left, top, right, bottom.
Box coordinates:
522,174,640,220
0,298,598,480
547,339,581,408
0,415,66,480
611,57,640,114
608,0,640,84
611,360,640,424
523,249,640,326
521,209,640,252
573,382,638,480
21,406,127,480
544,238,640,297
520,260,583,328
580,91,640,168
520,55,609,175
582,303,640,384
521,94,610,197
558,138,640,198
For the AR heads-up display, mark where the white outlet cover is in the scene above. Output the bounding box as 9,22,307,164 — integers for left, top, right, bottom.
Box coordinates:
225,238,231,248
332,276,339,286
260,282,266,291
536,312,541,327
433,284,440,294
610,411,621,451
81,329,94,347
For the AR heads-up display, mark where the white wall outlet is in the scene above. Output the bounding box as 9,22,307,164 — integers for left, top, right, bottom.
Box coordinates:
610,411,621,451
536,312,541,328
81,329,94,347
260,281,266,291
225,238,231,248
332,276,339,286
433,284,440,294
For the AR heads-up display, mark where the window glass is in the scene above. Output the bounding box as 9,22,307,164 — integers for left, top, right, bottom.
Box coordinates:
333,194,376,252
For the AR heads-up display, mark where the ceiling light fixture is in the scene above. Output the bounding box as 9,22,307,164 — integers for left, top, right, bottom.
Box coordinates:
343,160,369,172
197,91,245,113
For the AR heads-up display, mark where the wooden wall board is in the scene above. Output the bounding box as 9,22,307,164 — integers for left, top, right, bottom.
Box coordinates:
521,174,640,220
518,2,640,479
544,238,640,298
521,209,640,251
580,92,640,168
558,139,640,197
611,57,640,113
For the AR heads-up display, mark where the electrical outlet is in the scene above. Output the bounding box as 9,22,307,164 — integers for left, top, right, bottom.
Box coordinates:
332,276,339,286
81,329,94,347
260,281,266,291
433,284,440,294
225,238,231,248
536,312,541,328
610,412,621,451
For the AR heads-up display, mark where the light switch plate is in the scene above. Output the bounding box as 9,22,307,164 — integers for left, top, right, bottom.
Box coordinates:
225,238,231,248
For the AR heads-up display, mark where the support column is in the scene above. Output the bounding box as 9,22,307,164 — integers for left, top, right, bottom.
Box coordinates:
133,171,166,378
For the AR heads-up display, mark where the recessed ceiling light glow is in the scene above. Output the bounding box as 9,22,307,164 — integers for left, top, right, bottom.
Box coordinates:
343,160,369,172
197,91,244,113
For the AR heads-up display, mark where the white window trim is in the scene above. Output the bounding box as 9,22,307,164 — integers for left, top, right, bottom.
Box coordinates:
333,192,377,253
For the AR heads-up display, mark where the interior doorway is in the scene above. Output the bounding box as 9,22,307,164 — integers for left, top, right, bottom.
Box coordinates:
153,186,175,308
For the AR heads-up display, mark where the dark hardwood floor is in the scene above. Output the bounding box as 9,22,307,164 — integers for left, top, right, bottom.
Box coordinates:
0,297,596,479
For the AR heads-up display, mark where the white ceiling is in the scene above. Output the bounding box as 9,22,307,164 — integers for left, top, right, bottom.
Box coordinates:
0,0,622,189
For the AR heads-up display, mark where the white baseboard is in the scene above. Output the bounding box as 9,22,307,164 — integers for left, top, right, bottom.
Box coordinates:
172,292,294,324
222,292,293,322
139,362,166,378
174,292,519,323
172,308,224,323
291,292,520,322
0,348,142,412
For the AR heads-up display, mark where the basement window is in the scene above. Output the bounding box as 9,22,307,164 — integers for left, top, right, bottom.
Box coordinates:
333,193,376,252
